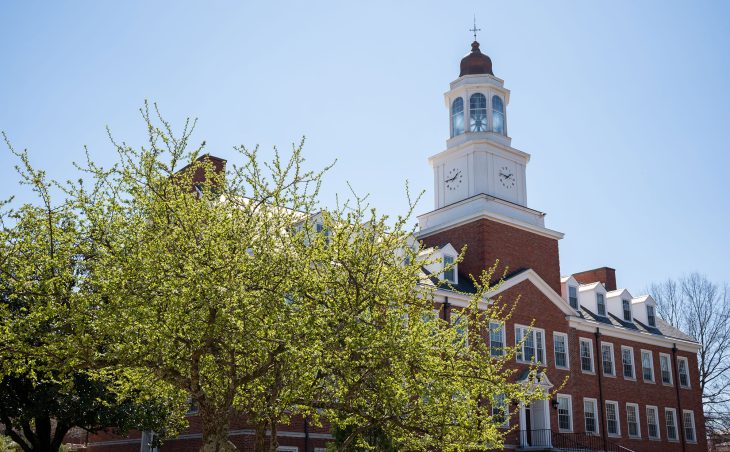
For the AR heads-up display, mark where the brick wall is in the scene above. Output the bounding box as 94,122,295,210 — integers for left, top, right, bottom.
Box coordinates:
419,217,562,294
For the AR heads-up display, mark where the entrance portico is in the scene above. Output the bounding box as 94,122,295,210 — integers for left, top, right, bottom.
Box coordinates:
517,371,554,449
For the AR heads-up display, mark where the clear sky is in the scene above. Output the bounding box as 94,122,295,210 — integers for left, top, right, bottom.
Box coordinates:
1,1,729,294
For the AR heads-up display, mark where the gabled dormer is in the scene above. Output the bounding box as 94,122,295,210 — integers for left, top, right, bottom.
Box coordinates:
632,295,658,328
419,243,459,284
578,282,608,317
560,275,580,311
606,288,634,323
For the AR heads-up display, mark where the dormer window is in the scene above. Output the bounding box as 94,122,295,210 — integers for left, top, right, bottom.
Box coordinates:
596,293,606,317
451,97,464,137
491,95,505,134
568,286,578,310
469,93,487,132
647,305,656,327
622,299,632,321
443,255,456,283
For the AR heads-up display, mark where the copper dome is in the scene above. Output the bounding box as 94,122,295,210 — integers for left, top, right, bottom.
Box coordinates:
459,41,493,77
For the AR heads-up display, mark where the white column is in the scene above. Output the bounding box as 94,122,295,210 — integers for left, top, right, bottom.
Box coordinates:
519,403,527,447
543,399,552,448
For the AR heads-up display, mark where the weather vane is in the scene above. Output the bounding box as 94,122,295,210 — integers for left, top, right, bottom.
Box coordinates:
469,15,481,41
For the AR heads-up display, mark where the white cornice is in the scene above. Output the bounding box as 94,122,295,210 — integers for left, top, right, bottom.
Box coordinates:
567,318,700,353
429,136,530,164
417,198,564,241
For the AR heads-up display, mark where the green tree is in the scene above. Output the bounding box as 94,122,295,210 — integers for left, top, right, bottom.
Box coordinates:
3,104,548,452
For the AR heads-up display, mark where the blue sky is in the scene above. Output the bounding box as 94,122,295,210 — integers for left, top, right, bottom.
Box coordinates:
1,1,729,294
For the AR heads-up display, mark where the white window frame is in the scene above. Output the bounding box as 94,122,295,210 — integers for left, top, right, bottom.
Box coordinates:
584,398,599,436
277,448,298,452
489,320,505,357
557,394,573,432
665,407,678,441
597,293,606,317
451,311,468,347
515,324,547,365
647,305,656,327
491,393,509,428
646,405,660,440
677,356,691,388
601,342,616,377
621,346,635,380
622,299,632,321
641,349,655,383
605,400,621,437
443,255,457,283
683,410,697,443
579,338,594,373
553,332,569,369
626,403,641,438
659,353,673,386
568,285,579,310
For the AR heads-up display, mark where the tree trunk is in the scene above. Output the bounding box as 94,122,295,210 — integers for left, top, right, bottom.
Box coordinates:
199,404,237,452
253,422,268,452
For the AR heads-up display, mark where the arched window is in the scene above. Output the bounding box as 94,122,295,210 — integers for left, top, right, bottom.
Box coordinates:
451,98,464,137
492,95,505,134
469,93,487,132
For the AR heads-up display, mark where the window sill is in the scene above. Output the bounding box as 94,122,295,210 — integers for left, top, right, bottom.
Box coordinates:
581,370,595,375
623,376,636,381
680,385,691,390
555,366,570,371
603,373,616,378
662,382,673,387
628,436,641,440
649,437,661,441
607,433,621,438
643,380,656,384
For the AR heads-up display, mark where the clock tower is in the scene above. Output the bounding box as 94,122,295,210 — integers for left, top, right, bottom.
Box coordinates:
418,40,564,292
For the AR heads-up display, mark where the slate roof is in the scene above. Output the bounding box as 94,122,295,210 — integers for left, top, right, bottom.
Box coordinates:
579,306,696,342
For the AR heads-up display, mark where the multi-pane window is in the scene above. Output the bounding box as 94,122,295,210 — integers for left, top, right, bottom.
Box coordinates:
553,332,569,369
647,305,656,327
580,338,594,373
451,97,465,137
557,395,573,432
622,299,632,321
601,343,615,376
568,285,578,309
606,401,620,436
683,410,697,443
515,325,545,365
641,350,654,382
584,398,598,435
622,346,635,379
647,406,660,440
626,403,640,438
452,313,468,347
665,408,678,441
678,357,690,388
489,321,504,357
469,93,488,132
491,95,505,135
491,393,508,427
660,353,673,385
443,255,456,282
596,293,606,316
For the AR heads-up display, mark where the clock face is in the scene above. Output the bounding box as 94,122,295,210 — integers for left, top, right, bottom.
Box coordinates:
498,165,516,189
444,167,463,191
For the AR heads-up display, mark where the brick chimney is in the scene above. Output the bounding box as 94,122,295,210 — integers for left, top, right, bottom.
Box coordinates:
572,267,617,291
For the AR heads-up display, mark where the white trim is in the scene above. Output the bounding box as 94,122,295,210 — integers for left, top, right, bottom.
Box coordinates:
568,318,700,353
682,410,697,444
489,320,506,357
579,337,595,374
659,352,673,386
646,405,661,440
625,402,641,438
557,394,573,432
621,345,636,380
605,400,621,437
665,407,679,442
601,342,616,377
583,398,599,436
515,324,547,365
277,448,298,452
641,349,655,383
677,356,691,389
553,331,570,370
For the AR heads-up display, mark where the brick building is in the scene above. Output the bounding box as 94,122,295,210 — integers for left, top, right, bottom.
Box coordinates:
80,40,706,451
